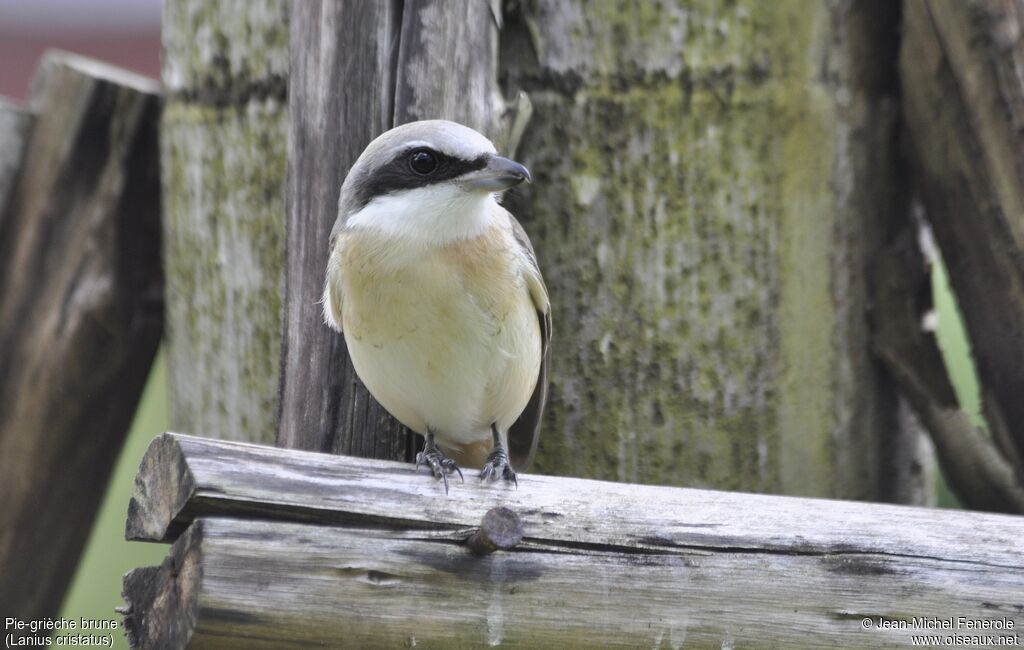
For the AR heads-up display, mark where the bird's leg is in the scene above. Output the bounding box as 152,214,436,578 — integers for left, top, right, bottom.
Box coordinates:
480,424,517,486
415,430,463,494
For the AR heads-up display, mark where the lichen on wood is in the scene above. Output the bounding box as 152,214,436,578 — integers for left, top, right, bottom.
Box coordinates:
173,0,926,501
504,0,920,498
161,0,289,443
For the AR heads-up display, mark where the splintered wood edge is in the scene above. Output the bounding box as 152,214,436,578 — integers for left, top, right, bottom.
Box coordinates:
121,521,203,650
125,433,198,543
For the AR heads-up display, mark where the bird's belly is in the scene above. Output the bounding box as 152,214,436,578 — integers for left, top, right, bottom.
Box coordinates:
342,262,541,448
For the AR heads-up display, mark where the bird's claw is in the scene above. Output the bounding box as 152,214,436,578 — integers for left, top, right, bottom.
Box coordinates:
416,446,463,494
480,447,517,487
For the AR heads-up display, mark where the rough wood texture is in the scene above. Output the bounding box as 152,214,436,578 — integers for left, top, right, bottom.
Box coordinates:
277,0,528,456
122,434,1024,648
0,51,161,621
499,1,926,499
276,0,409,456
161,0,289,444
901,0,1024,474
122,561,197,650
0,98,33,231
393,0,527,148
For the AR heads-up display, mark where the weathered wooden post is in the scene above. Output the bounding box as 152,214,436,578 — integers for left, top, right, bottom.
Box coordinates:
498,0,931,500
0,52,162,621
275,0,410,457
161,0,289,445
119,433,1024,649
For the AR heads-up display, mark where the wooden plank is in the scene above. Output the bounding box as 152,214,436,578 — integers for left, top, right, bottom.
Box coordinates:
123,434,1024,646
0,51,162,621
122,515,1024,649
126,434,1024,568
393,0,510,138
160,0,290,444
275,0,414,457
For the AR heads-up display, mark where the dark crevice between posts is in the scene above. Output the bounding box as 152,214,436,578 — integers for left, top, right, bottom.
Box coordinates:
498,1,541,100
847,0,919,505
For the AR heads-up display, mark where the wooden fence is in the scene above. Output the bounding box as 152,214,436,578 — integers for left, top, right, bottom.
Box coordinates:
120,433,1024,649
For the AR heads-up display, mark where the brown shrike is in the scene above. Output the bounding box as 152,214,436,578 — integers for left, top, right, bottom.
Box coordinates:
322,120,550,490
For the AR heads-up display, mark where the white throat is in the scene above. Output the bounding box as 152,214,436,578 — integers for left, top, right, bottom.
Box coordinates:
345,185,498,246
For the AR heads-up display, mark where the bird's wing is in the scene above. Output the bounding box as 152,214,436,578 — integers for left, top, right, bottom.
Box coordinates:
322,232,345,332
506,210,550,471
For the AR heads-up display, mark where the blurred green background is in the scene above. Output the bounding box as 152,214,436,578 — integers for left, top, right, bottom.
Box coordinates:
50,257,980,648
932,255,984,509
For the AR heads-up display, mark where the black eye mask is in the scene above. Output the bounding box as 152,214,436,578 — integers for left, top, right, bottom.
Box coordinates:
349,148,489,211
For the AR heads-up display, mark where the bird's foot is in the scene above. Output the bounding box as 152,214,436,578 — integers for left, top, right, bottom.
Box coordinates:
416,444,463,494
480,446,517,487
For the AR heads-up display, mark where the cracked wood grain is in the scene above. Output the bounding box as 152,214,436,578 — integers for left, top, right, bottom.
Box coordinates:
125,434,1024,567
121,433,1024,648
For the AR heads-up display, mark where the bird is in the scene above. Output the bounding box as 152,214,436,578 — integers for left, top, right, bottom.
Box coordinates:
322,120,550,491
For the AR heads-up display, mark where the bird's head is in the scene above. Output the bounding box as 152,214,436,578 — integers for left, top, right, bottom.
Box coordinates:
337,120,531,245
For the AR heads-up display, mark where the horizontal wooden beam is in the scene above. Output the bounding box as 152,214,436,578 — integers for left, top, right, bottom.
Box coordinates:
122,514,1021,649
122,433,1024,648
126,433,1023,564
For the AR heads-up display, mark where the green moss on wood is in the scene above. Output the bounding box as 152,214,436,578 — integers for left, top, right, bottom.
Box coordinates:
162,0,289,103
515,0,859,493
161,0,289,444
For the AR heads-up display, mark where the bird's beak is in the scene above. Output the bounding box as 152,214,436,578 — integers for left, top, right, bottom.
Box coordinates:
462,154,532,192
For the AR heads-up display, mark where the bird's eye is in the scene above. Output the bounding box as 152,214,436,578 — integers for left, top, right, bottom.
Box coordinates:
409,149,438,175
